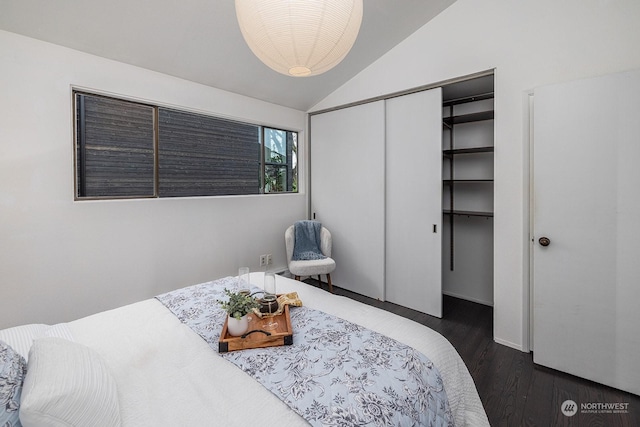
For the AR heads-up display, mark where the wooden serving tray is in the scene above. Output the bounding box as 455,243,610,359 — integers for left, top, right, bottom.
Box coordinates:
218,304,293,353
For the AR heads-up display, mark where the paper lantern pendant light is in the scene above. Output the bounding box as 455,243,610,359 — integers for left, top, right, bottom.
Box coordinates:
235,0,363,77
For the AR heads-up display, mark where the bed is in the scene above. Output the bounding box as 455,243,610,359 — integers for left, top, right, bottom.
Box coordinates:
1,273,489,426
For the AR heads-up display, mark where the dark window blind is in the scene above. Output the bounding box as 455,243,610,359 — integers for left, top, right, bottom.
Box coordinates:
76,94,155,197
158,109,260,197
74,92,294,199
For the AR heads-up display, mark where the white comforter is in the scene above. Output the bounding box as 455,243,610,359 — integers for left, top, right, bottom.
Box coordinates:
66,273,488,426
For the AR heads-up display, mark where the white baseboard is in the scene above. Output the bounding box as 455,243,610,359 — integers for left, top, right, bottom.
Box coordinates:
494,336,527,352
442,290,493,307
271,267,288,276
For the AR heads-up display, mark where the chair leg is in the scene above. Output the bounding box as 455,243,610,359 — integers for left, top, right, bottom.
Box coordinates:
294,275,300,281
326,273,334,294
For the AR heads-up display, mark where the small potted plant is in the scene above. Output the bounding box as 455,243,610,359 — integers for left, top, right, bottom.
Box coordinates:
218,289,260,336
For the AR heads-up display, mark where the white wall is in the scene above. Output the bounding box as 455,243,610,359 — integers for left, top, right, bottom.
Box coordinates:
0,30,307,329
311,0,640,351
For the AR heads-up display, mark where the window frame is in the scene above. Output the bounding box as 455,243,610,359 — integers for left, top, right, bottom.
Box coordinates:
73,91,159,200
73,90,299,200
262,126,298,194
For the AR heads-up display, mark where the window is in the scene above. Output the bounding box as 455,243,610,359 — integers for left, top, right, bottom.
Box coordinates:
75,94,155,197
263,127,297,193
74,92,298,199
158,108,260,197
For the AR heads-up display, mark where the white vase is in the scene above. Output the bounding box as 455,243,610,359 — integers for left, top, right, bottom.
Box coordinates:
227,314,250,336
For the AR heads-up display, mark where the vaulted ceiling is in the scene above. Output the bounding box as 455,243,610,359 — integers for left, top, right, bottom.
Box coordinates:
0,0,456,111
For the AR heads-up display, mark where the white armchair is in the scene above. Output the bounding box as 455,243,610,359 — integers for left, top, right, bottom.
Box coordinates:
285,225,336,293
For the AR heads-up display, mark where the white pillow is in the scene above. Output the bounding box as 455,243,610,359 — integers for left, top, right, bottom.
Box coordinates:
0,324,48,361
0,323,75,362
20,337,121,427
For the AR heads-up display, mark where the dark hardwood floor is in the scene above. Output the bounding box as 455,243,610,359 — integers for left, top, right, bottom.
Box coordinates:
306,279,640,426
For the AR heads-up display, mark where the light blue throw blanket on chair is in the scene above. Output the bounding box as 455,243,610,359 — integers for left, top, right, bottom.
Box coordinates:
292,220,327,261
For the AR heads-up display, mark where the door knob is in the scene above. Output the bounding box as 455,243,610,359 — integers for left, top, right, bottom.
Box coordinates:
539,237,551,247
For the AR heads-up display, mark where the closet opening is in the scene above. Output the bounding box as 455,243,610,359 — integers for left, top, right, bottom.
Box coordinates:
441,74,495,309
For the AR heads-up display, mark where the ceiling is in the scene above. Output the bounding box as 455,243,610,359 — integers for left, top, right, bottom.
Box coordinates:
0,0,457,111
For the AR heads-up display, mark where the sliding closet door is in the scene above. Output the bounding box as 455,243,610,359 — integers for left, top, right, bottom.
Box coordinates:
310,101,385,299
385,88,443,317
532,69,640,395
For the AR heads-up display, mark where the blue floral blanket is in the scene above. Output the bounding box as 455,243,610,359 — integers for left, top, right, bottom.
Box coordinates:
156,277,454,427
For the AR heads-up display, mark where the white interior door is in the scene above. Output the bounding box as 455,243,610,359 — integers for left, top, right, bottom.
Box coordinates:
310,101,385,299
532,69,640,395
385,88,443,317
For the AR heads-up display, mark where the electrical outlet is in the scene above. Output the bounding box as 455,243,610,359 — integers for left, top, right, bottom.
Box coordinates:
266,253,272,265
259,254,267,266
